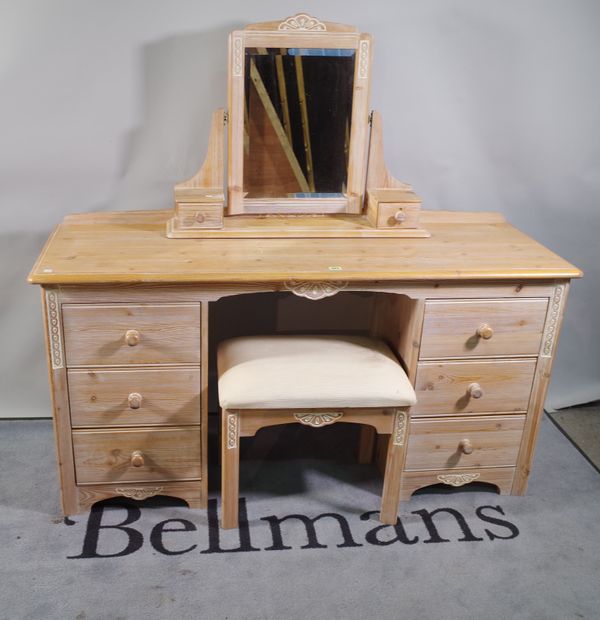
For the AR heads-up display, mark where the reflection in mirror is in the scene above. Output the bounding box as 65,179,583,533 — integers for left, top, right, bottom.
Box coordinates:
243,47,356,199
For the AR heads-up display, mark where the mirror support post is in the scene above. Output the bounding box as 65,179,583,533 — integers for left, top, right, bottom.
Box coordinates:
166,108,226,238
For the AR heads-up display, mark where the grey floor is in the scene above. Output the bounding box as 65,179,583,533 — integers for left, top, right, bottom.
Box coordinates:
549,401,600,470
1,415,600,620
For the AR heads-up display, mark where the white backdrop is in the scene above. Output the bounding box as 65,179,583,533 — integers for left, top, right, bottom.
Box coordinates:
1,0,598,417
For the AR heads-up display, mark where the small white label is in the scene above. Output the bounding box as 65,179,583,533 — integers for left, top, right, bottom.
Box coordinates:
43,268,53,273
328,266,343,271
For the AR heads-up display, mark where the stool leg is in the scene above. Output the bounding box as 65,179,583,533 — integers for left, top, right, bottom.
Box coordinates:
357,425,376,464
380,409,409,525
221,409,240,529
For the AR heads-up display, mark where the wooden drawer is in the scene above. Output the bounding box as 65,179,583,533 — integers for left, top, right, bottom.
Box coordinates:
68,367,200,427
62,303,201,366
177,203,224,229
420,299,548,358
405,415,525,471
72,427,201,484
375,203,421,229
366,189,421,229
412,359,536,416
400,467,516,500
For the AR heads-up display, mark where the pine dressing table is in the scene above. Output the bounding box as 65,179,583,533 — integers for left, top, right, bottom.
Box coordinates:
28,15,581,517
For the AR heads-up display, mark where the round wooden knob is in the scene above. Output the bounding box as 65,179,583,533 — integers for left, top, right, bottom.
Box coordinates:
128,392,142,409
468,382,484,399
125,329,140,346
130,450,144,467
459,439,474,455
477,323,494,340
394,210,406,223
195,213,205,223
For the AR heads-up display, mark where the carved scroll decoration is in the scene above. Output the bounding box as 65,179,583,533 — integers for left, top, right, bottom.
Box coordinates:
437,473,481,487
232,36,244,77
278,14,327,31
541,284,565,357
294,412,344,427
284,280,348,300
45,289,64,369
358,40,370,79
392,410,407,446
227,413,239,449
115,486,164,500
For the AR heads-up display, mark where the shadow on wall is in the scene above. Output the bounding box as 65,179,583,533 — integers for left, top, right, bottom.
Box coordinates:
3,26,243,418
0,233,56,418
107,24,238,213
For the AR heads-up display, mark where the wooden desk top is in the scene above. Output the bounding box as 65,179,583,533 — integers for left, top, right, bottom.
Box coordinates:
28,210,582,285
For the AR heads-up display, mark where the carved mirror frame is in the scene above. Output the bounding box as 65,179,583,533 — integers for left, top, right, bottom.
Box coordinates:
227,14,372,216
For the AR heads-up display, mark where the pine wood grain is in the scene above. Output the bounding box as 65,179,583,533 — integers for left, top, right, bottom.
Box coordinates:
221,409,240,528
77,481,204,511
400,467,515,501
68,367,201,427
420,299,548,358
412,359,537,416
236,407,397,437
55,282,558,303
512,284,571,494
41,287,79,514
62,303,201,366
371,294,425,380
28,211,581,284
166,214,432,238
72,426,201,484
221,406,410,528
199,302,209,507
405,415,526,471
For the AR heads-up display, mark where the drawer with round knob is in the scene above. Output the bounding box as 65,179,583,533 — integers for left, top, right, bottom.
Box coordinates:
72,427,201,484
366,189,422,229
176,202,224,229
412,359,536,416
62,303,201,366
404,415,525,471
68,367,201,427
420,299,548,358
374,202,421,229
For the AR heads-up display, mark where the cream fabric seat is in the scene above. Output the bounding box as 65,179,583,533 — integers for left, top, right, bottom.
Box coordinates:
218,334,416,409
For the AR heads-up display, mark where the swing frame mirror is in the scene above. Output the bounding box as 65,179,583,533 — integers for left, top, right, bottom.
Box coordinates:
227,15,373,216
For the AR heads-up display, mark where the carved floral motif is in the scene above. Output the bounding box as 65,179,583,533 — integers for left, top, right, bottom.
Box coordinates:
294,412,344,427
232,36,243,77
437,473,481,487
227,413,239,449
358,40,370,79
284,280,348,300
542,284,565,357
392,410,407,446
278,14,327,31
45,289,64,369
115,486,164,500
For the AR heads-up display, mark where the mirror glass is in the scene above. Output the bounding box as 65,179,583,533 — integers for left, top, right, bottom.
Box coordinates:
243,47,356,199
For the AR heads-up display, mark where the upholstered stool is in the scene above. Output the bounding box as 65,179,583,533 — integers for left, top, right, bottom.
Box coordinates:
217,335,416,528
